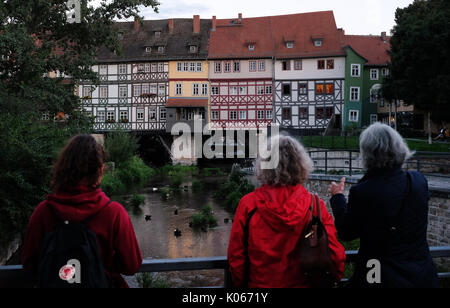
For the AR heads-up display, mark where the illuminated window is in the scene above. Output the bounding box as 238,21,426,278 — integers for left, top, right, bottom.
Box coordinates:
315,83,324,95
326,59,334,70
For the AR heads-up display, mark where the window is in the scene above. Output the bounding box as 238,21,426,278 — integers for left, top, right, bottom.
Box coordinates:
99,65,107,75
239,110,247,120
211,111,219,120
299,83,307,95
294,60,302,70
119,86,127,98
349,110,359,122
134,85,141,97
299,108,308,119
265,85,272,95
248,44,255,51
351,64,360,77
257,110,265,120
370,88,379,103
183,62,189,72
211,86,219,95
160,108,167,120
314,39,323,47
266,110,273,120
350,87,360,101
142,84,149,95
239,86,246,95
315,84,324,95
282,108,291,120
257,86,265,95
137,109,144,121
151,63,157,72
370,114,378,124
316,107,333,119
286,41,294,48
120,111,128,121
176,83,182,95
258,61,265,71
230,111,237,120
190,62,196,72
158,84,165,96
224,61,231,73
119,64,127,75
100,86,108,98
230,86,238,95
189,45,197,53
233,61,240,72
97,111,105,122
193,84,199,96
382,68,389,77
202,84,208,95
370,69,379,80
157,46,165,53
196,62,203,72
326,59,334,70
138,64,145,72
249,61,256,72
318,60,325,70
158,63,164,72
149,108,157,121
380,98,385,107
150,84,157,95
154,31,161,38
145,47,152,53
107,111,115,122
282,60,290,71
326,83,334,95
214,62,222,73
282,84,291,96
145,63,151,73
83,86,92,98
177,63,182,72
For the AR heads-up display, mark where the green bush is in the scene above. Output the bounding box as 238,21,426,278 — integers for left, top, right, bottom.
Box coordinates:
130,194,145,207
105,131,139,167
168,174,183,190
190,205,218,231
136,273,171,288
159,187,171,200
101,171,126,196
191,180,203,193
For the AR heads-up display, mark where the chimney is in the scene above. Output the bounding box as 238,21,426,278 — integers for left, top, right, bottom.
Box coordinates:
338,28,345,43
238,13,242,23
169,19,174,34
193,15,200,34
134,16,140,32
381,31,387,42
212,16,216,31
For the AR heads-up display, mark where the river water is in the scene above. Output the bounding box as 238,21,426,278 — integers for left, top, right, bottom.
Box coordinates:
124,176,236,287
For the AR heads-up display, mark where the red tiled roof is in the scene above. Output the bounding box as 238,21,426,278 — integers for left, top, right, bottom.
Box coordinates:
208,11,346,59
166,98,208,107
343,35,391,66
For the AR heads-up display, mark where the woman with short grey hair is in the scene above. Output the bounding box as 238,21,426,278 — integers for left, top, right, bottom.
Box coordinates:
228,134,346,288
329,123,439,288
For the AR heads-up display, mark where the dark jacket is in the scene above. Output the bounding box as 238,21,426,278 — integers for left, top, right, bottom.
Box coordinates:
22,185,143,288
228,184,346,288
330,168,439,288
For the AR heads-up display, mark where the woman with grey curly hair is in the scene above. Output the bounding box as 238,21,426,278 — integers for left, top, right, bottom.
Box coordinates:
329,123,439,288
227,134,346,288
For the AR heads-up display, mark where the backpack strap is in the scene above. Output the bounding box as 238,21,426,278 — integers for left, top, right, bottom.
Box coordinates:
243,207,257,288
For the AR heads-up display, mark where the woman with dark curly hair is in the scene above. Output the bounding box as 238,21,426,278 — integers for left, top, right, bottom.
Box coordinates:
22,134,142,288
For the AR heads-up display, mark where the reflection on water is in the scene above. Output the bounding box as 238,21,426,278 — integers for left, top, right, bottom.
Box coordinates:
128,179,233,260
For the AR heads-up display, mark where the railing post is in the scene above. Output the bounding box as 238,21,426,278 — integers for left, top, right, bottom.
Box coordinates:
224,269,233,288
349,151,353,176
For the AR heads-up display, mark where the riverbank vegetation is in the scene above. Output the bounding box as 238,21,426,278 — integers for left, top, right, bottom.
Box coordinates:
136,273,171,288
190,205,218,231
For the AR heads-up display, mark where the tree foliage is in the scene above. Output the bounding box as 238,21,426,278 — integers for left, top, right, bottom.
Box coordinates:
383,0,450,123
0,0,159,244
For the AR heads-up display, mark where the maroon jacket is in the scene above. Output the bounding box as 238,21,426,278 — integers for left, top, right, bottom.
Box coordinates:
228,184,346,288
22,185,142,288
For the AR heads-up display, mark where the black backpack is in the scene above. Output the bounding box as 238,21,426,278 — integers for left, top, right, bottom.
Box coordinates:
36,203,110,288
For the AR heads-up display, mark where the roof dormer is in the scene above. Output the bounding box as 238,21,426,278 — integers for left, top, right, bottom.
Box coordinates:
312,35,324,47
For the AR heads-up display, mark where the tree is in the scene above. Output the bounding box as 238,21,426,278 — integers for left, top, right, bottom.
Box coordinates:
383,0,450,142
0,0,159,246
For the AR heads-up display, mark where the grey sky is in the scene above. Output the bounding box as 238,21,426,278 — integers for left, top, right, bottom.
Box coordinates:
136,0,415,35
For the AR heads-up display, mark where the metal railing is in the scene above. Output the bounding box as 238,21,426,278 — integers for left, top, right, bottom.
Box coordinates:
1,247,449,288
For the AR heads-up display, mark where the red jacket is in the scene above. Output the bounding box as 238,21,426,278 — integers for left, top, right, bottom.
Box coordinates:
21,186,142,288
228,184,346,288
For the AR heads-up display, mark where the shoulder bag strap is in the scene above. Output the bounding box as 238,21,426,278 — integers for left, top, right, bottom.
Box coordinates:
243,207,257,288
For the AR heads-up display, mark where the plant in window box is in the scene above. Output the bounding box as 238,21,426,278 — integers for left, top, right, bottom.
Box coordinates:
141,93,156,98
82,96,92,100
120,118,129,123
106,119,116,124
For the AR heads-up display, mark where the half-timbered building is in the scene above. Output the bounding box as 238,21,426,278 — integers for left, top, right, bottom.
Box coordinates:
272,11,346,132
